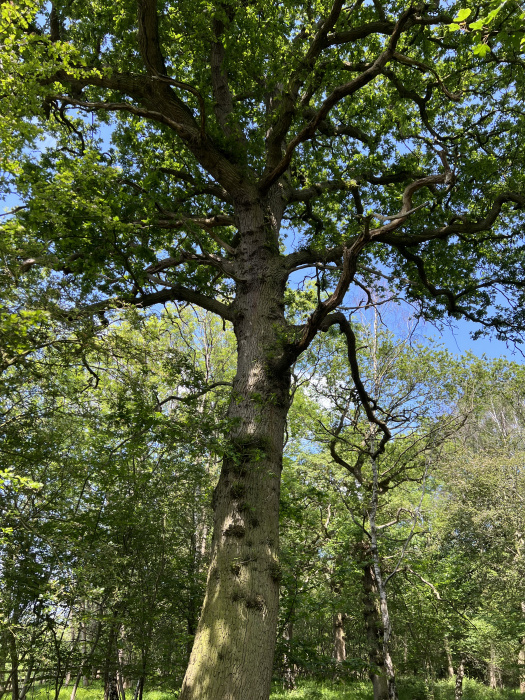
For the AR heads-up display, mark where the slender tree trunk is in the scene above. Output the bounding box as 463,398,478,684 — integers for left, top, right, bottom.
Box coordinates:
455,659,465,700
518,637,525,693
117,645,126,700
180,198,290,700
488,643,500,690
369,456,398,700
444,637,454,679
104,623,120,700
9,630,19,700
362,554,388,700
70,620,102,700
520,601,525,694
282,621,296,690
333,613,347,663
19,657,35,700
0,630,8,697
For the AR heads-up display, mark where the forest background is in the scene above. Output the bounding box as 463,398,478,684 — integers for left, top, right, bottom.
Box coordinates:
1,0,525,699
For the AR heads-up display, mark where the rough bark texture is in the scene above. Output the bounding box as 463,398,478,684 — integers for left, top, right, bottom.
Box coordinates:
180,198,290,700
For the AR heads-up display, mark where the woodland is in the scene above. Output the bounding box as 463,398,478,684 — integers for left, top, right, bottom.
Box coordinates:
1,0,525,699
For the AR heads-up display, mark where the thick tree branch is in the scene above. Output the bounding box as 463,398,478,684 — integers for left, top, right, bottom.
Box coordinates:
158,169,232,203
265,0,346,167
77,285,234,322
376,192,525,245
53,95,200,141
260,8,415,191
211,16,236,138
319,312,392,457
282,225,372,367
326,13,453,46
154,381,232,409
287,179,357,203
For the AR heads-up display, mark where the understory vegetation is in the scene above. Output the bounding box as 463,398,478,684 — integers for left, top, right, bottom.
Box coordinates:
1,309,524,698
21,679,524,700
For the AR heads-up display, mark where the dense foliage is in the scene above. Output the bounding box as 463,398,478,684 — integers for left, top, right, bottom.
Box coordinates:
1,312,524,698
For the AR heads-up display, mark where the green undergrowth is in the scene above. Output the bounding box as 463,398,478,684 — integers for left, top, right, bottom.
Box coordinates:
269,678,521,700
28,677,521,700
28,687,176,700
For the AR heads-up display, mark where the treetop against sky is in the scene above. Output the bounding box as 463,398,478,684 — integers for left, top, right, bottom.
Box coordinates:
1,0,525,347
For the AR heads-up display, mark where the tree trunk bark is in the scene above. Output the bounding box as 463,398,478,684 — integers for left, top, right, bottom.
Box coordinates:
282,621,296,690
180,198,290,700
333,613,347,663
444,637,454,679
520,601,525,694
488,643,500,690
455,659,465,700
9,630,19,700
368,454,398,700
362,554,388,700
518,637,525,693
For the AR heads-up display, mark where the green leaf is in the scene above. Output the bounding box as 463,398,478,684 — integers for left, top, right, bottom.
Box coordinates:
454,8,472,22
474,43,491,56
469,19,485,30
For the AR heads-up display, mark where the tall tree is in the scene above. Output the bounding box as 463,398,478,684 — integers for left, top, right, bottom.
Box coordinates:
2,1,525,697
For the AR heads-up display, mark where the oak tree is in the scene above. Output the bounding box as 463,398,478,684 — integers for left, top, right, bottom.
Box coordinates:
2,1,525,697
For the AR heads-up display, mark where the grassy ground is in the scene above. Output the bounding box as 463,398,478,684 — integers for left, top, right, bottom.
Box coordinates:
270,678,521,700
27,678,522,700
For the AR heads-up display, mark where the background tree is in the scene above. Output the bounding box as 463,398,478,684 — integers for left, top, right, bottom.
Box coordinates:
0,308,232,699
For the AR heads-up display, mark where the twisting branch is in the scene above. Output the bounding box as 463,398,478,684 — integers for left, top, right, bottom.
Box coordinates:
391,52,461,102
260,7,416,191
265,0,346,166
52,96,197,141
377,191,525,245
329,438,366,485
73,284,234,323
288,223,372,360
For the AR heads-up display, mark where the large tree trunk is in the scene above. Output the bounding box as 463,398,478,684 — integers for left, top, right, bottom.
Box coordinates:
180,198,290,700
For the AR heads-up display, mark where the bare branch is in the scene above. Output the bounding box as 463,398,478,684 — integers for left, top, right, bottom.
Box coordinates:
154,381,232,409
288,225,372,359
